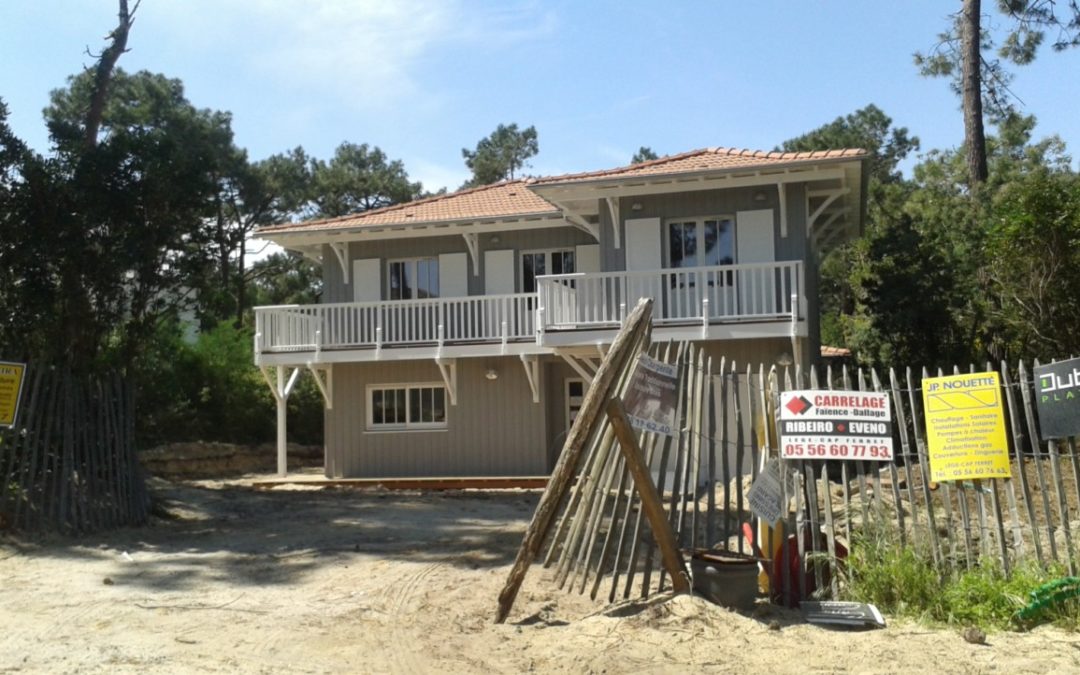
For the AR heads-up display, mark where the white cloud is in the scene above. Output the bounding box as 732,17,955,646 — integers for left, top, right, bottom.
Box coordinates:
147,0,556,114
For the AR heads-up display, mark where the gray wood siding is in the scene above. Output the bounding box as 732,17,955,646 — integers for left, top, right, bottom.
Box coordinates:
324,357,549,477
322,227,595,304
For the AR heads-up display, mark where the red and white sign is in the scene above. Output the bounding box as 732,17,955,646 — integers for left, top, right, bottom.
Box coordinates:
779,391,894,461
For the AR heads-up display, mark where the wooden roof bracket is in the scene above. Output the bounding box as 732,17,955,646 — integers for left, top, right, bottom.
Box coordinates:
520,354,541,403
605,197,621,249
806,187,850,236
777,182,788,238
462,233,480,276
305,363,333,409
563,211,601,242
557,349,598,384
329,242,350,284
435,357,458,405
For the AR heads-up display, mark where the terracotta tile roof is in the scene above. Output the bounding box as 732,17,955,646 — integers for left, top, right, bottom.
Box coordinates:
258,146,868,236
257,180,560,234
534,147,869,186
820,345,852,358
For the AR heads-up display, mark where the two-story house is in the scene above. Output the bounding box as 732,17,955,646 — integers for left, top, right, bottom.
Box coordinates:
254,147,868,478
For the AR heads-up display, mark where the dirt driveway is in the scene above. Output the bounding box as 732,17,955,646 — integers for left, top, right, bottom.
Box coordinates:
1,478,1079,674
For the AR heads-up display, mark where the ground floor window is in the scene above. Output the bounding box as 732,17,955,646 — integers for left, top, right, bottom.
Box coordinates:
368,384,447,430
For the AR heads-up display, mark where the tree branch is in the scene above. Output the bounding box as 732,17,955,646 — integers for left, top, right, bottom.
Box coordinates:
83,0,139,150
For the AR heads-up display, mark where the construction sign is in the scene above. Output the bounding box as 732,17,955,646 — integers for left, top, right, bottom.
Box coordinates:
922,372,1011,481
623,354,679,437
778,391,893,461
1033,357,1080,440
0,361,26,428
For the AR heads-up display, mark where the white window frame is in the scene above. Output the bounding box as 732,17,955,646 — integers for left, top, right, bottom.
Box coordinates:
366,382,448,431
387,257,439,300
565,377,587,431
520,248,575,293
663,215,736,269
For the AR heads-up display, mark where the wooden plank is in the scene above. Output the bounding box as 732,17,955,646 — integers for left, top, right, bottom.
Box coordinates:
713,358,727,551
495,299,652,623
617,343,681,600
1019,361,1059,562
889,368,930,560
907,367,946,565
870,368,906,548
606,397,689,594
1002,365,1043,563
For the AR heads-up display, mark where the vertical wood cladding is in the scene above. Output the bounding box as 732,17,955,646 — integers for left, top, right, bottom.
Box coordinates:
324,357,549,477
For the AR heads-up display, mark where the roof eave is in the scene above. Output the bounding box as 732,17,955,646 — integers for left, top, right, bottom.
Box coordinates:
530,154,870,193
254,209,566,242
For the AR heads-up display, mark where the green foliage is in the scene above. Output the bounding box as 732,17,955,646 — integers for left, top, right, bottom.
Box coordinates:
310,142,421,218
841,519,1080,630
133,321,323,447
778,104,919,188
248,251,323,308
461,123,538,187
986,170,1080,356
631,146,658,164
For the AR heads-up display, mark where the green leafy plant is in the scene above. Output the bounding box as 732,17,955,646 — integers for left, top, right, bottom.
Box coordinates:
838,517,1080,630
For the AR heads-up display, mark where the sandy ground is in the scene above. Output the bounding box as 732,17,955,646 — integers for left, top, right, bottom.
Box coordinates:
2,478,1079,674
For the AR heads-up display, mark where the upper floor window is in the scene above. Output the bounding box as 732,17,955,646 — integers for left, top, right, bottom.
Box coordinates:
522,249,574,293
667,218,734,269
389,258,439,300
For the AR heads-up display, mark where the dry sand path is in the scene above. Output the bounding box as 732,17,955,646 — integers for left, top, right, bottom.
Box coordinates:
1,478,1078,673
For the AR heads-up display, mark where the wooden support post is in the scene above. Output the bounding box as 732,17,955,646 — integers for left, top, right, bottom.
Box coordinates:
276,366,287,477
606,397,690,594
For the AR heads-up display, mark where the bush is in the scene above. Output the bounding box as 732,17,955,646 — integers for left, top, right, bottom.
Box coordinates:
133,320,324,448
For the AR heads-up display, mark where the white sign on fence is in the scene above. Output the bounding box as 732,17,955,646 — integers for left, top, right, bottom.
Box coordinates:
779,391,894,461
623,354,679,437
746,458,786,525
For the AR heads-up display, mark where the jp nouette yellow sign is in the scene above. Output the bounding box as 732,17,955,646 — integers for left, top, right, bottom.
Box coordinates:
922,371,1011,481
0,361,27,428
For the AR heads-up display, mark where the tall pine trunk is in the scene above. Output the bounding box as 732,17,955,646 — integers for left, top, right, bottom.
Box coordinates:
962,0,988,188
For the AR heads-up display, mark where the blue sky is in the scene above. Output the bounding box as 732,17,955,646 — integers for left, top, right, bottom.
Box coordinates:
2,1,1078,193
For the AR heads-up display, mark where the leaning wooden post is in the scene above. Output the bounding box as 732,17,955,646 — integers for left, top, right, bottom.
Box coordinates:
606,397,690,594
494,298,653,624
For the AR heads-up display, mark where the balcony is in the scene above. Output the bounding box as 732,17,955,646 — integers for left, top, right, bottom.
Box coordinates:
536,261,804,335
254,261,804,363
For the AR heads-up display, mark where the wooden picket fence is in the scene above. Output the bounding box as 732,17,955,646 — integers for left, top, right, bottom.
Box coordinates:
691,357,1080,604
0,365,149,533
513,331,1080,610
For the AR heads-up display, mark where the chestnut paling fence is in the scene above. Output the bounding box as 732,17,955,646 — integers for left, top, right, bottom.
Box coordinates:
536,344,1079,607
0,366,149,533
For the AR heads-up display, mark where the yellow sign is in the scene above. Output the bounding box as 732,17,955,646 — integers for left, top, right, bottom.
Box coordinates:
0,361,27,428
922,372,1011,481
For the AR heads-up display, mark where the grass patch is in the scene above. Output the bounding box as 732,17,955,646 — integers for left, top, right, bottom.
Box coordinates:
838,520,1080,631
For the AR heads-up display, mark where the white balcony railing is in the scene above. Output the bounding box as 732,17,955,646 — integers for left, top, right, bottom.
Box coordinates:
255,294,538,354
254,261,805,354
535,261,804,330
